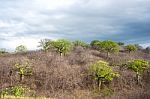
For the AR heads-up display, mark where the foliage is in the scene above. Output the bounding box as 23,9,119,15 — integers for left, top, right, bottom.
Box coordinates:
11,86,29,97
39,39,73,56
0,85,30,98
92,41,102,50
117,42,124,46
38,39,54,52
145,46,150,53
98,40,120,57
73,40,89,48
0,48,6,53
90,60,119,89
90,40,101,48
127,59,149,84
125,44,137,53
127,59,149,75
0,88,9,97
14,61,33,82
52,39,73,56
134,44,143,50
15,45,27,53
0,48,7,55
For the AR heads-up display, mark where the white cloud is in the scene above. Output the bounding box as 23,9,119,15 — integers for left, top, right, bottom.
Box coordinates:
0,20,27,37
2,37,39,50
0,36,57,51
34,0,76,10
0,20,11,28
0,0,150,50
140,43,150,48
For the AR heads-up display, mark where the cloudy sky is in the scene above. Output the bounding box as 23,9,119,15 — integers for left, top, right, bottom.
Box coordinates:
0,0,150,51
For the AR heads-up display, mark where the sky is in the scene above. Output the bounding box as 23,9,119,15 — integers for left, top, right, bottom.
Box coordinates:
0,0,150,51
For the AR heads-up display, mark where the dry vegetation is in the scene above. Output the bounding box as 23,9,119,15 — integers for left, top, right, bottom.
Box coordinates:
1,46,150,99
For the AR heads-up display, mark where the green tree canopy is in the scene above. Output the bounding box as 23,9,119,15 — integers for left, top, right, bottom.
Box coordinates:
73,40,89,48
91,60,119,90
90,40,102,50
38,39,54,52
134,44,143,50
145,46,150,53
15,45,27,53
125,44,137,53
52,39,73,56
0,48,7,55
117,42,124,46
127,59,149,84
0,85,31,98
99,40,120,57
14,61,33,82
90,40,100,47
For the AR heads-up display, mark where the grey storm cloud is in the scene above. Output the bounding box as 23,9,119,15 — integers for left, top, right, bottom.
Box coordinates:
0,0,150,50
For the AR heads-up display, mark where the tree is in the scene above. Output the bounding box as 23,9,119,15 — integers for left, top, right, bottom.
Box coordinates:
0,48,7,55
134,44,143,50
38,39,54,52
117,42,124,46
145,46,150,53
73,40,89,48
0,85,31,98
127,59,149,84
99,40,120,58
15,45,27,53
91,60,119,90
52,39,73,56
125,44,137,53
10,86,30,97
90,40,101,49
14,62,33,82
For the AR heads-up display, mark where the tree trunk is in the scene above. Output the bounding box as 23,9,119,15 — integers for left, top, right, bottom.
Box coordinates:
99,80,102,91
129,50,131,53
107,52,109,58
64,52,66,56
136,72,140,85
60,52,62,56
9,70,13,86
19,74,23,82
97,79,102,91
97,78,99,87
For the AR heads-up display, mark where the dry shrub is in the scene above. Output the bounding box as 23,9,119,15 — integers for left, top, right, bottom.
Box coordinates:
1,48,150,98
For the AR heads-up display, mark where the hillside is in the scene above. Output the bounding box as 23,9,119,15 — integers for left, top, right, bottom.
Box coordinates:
1,46,150,99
